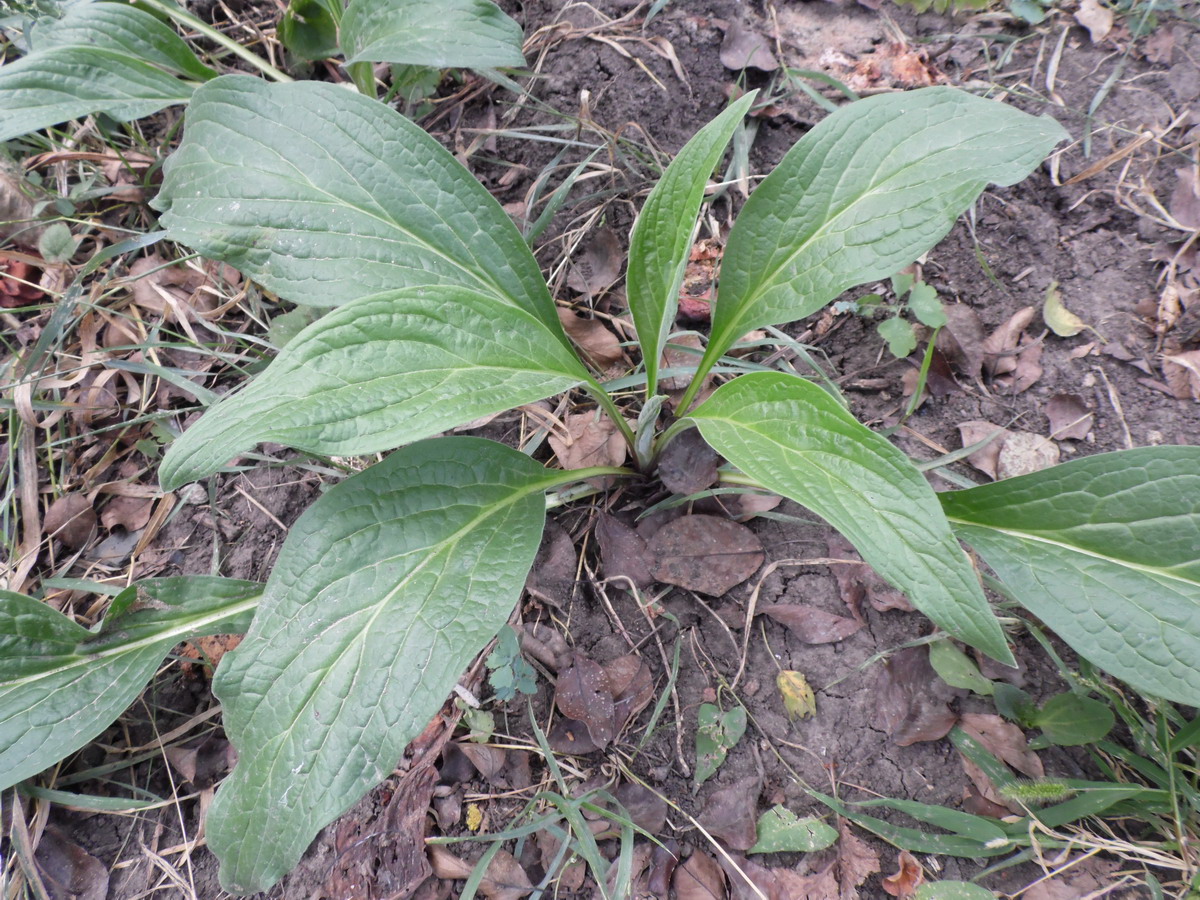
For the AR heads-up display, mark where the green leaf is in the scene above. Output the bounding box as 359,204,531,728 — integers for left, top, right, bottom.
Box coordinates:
877,315,917,358
32,3,216,82
695,703,745,786
928,640,994,696
152,77,561,337
908,280,947,328
940,446,1200,705
0,577,260,790
992,683,1037,726
158,285,592,489
749,805,838,853
1032,693,1115,746
278,0,340,60
37,221,75,262
853,797,1007,844
205,437,561,893
0,47,192,142
340,0,525,68
689,371,1012,664
915,882,997,900
626,92,754,393
700,87,1066,379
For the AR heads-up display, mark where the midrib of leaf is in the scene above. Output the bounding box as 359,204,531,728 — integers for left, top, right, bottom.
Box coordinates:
717,111,982,345
6,594,261,688
190,110,541,315
250,468,574,741
946,517,1197,587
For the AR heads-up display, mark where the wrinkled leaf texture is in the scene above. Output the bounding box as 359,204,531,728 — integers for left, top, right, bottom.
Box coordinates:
689,372,1012,664
0,577,259,790
340,0,525,68
942,447,1200,706
206,438,563,893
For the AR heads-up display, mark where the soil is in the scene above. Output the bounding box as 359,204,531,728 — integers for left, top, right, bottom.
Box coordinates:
20,0,1200,897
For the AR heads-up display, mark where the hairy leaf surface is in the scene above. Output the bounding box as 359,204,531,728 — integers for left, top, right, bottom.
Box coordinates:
700,88,1066,379
688,372,1011,663
153,77,561,335
341,0,525,67
159,285,593,489
941,447,1200,705
0,577,259,790
626,92,754,392
206,438,560,893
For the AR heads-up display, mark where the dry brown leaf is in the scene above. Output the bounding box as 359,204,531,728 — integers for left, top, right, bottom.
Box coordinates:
877,646,962,746
127,253,233,320
606,654,655,730
1142,26,1176,63
43,493,96,550
430,847,532,900
881,850,924,897
957,420,1011,481
0,254,46,307
34,826,108,900
760,603,862,644
698,775,761,851
937,304,987,380
1169,165,1200,230
547,716,600,755
1165,349,1200,400
996,431,1060,479
721,18,778,71
547,411,628,471
1008,341,1044,394
675,850,729,900
595,513,655,591
525,521,577,607
567,227,623,296
163,735,235,790
649,514,764,595
718,854,778,900
1022,856,1123,900
100,494,155,532
774,862,840,900
827,534,913,617
179,634,243,676
838,822,882,899
662,332,706,392
0,164,46,248
554,655,616,748
458,743,507,783
1074,0,1113,42
613,782,669,834
728,491,782,523
556,308,627,374
982,306,1035,377
657,427,721,495
1045,393,1094,441
648,840,683,896
958,712,1043,815
679,238,723,321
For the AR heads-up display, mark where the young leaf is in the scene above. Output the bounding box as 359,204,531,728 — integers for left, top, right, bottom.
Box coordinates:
695,703,746,786
153,77,563,339
877,316,917,358
205,437,561,894
928,640,994,696
278,0,340,61
626,92,755,393
688,371,1012,664
0,577,260,790
907,281,947,328
695,88,1066,389
1031,693,1115,746
340,0,525,68
158,285,593,489
749,806,838,853
940,446,1200,705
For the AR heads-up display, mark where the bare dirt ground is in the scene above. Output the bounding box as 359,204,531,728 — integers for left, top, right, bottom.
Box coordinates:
12,0,1200,897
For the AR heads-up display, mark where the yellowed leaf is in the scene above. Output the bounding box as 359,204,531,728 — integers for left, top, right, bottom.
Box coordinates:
778,670,817,721
1042,282,1087,337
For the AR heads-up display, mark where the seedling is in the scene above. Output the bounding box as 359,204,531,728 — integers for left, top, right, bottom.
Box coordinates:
3,35,1200,896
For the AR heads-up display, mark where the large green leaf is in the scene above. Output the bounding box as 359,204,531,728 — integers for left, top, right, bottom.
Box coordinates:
697,88,1066,386
152,77,560,335
0,577,260,790
688,371,1011,663
0,3,212,141
940,447,1200,706
340,0,525,68
206,437,563,893
158,284,594,489
626,92,754,394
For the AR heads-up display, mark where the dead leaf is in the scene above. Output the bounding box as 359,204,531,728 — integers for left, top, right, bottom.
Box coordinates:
179,634,243,676
554,655,616,748
1042,283,1088,337
1022,855,1123,900
777,670,817,721
43,493,96,550
164,735,235,790
698,776,761,851
881,850,924,897
679,237,724,321
547,716,601,755
566,227,622,296
548,411,628,471
761,603,862,644
877,646,962,746
0,164,46,248
614,782,668,834
1164,349,1200,400
1170,166,1200,231
960,713,1044,777
838,822,882,899
956,421,1012,481
1142,26,1176,63
525,521,577,607
34,826,108,900
719,854,778,900
657,427,721,495
982,307,1035,378
430,847,532,900
1045,394,1093,441
100,494,154,532
557,308,627,375
662,332,706,392
0,254,46,307
1007,341,1044,394
721,18,778,71
1074,0,1113,42
674,850,728,900
936,304,986,380
827,534,913,617
649,515,764,595
996,431,1060,479
774,862,840,900
728,491,782,523
459,743,507,783
596,513,655,591
606,653,655,730
126,254,236,321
